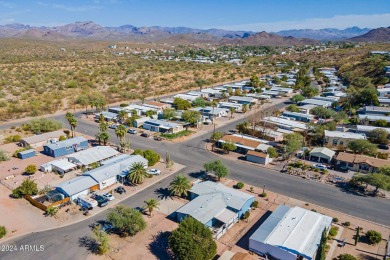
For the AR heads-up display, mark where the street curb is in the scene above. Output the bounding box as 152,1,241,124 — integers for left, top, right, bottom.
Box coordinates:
0,166,184,244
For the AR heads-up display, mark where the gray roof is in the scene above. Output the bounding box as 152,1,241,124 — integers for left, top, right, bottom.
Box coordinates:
300,99,331,107
189,181,254,211
21,130,64,145
176,181,253,225
18,149,35,155
56,176,98,196
228,96,256,102
176,192,228,224
358,114,390,123
144,119,182,128
84,154,148,182
44,136,88,150
66,146,119,166
363,106,390,113
356,125,390,134
282,111,314,119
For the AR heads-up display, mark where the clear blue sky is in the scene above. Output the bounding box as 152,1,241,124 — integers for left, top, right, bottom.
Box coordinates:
1,0,389,31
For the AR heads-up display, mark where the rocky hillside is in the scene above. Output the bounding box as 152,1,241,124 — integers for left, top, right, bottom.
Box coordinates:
348,27,390,42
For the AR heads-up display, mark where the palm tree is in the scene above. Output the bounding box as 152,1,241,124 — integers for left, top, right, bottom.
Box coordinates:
99,131,110,146
118,110,128,123
128,162,147,185
143,198,160,217
229,107,235,119
169,175,192,198
115,125,127,146
65,112,77,138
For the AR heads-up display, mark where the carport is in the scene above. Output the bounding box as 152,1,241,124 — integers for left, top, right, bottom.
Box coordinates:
309,147,335,164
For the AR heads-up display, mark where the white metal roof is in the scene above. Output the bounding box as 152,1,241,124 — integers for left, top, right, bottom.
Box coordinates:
300,99,331,107
84,154,148,182
66,146,119,166
324,130,366,139
263,116,307,130
250,206,332,259
51,159,77,171
356,125,390,134
45,136,88,150
309,147,336,159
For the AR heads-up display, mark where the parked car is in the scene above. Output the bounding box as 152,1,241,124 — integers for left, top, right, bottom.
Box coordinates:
94,195,109,207
128,129,137,134
141,132,150,138
114,186,126,194
378,143,389,150
147,169,161,175
312,163,327,171
109,124,117,129
102,193,115,201
154,136,163,141
204,119,212,125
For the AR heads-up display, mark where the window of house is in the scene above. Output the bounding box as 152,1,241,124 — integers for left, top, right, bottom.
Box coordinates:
339,141,343,145
333,139,338,145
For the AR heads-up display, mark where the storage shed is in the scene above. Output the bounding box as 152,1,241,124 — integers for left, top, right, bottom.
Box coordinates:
17,149,36,160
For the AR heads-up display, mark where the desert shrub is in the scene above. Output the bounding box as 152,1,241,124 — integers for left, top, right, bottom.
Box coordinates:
5,135,21,143
260,192,267,198
366,230,382,244
25,164,37,175
344,221,351,227
242,211,250,219
251,201,259,208
236,182,244,189
329,226,339,237
0,226,6,239
332,217,339,223
0,150,9,161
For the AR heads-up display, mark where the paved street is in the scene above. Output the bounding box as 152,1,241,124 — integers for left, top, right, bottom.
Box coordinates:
0,100,389,260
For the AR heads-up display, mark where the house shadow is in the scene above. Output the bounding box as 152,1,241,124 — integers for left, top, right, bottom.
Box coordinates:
148,231,172,260
154,187,173,200
236,210,273,250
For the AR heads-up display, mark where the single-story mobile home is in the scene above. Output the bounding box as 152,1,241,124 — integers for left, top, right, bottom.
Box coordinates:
20,130,65,148
43,136,89,158
143,119,184,133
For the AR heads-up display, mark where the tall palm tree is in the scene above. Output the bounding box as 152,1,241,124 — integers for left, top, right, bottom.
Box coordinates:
115,124,127,145
229,107,235,119
143,198,160,217
128,162,147,185
169,175,192,198
65,112,77,138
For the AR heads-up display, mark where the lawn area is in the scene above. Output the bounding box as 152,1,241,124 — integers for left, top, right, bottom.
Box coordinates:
161,130,193,139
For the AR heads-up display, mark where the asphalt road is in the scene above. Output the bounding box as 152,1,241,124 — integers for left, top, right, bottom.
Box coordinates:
1,100,390,259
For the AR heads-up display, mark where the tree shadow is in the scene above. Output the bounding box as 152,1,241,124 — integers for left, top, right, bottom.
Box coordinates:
154,187,173,200
148,231,173,260
188,171,207,179
78,235,98,254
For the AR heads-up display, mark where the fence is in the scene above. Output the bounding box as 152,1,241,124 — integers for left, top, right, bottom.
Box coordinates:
25,195,70,211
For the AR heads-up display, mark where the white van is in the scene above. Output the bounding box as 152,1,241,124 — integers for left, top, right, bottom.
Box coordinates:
77,195,98,209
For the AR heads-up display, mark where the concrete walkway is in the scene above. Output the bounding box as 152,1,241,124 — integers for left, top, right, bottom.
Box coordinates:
326,226,344,260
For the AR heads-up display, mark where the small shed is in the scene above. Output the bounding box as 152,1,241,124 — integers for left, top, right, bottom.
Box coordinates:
309,147,335,164
246,150,270,165
18,149,36,160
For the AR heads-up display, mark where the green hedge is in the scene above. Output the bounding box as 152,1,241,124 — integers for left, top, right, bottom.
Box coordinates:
161,130,193,139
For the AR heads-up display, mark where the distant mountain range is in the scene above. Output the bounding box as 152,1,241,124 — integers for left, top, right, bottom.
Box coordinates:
274,27,371,40
0,21,388,45
348,27,390,42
